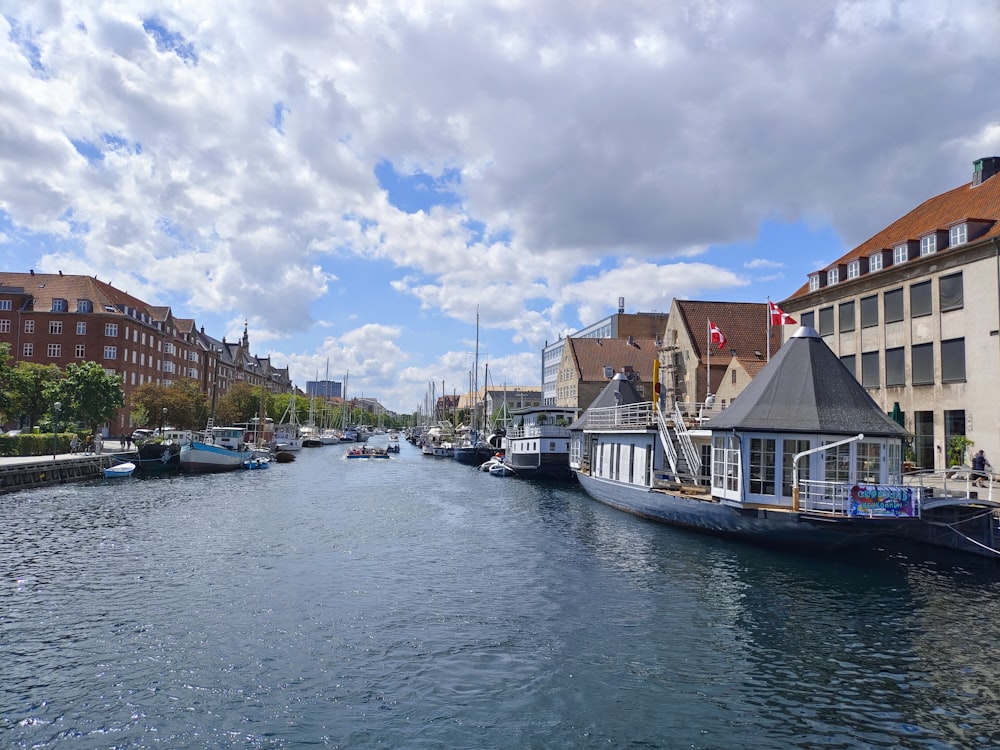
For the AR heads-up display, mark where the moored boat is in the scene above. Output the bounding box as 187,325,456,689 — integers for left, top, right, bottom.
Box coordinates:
502,406,576,479
570,326,1000,558
179,425,253,473
104,460,136,478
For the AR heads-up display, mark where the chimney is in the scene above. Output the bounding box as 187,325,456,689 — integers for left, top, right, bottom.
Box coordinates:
618,296,625,314
973,156,1000,186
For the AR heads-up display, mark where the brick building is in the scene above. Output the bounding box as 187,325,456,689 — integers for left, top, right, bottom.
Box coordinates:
0,271,292,436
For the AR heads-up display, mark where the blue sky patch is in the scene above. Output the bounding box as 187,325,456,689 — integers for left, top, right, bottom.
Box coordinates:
70,138,103,163
6,16,44,73
142,18,198,63
375,161,461,215
272,102,287,134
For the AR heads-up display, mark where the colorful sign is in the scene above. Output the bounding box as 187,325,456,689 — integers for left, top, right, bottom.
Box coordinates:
849,484,917,518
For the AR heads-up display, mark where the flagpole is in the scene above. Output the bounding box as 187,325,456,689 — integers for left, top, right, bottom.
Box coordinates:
767,298,772,362
706,318,711,403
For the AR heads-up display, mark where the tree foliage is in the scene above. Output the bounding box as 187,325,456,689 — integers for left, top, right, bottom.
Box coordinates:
8,361,63,429
51,361,125,436
215,382,270,426
131,379,207,431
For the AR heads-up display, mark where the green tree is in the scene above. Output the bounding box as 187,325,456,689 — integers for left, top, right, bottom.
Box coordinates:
131,379,206,432
9,361,63,429
52,361,125,437
215,382,261,426
0,342,13,422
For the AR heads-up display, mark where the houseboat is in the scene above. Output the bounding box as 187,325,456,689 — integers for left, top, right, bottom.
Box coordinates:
570,326,1000,558
501,406,577,479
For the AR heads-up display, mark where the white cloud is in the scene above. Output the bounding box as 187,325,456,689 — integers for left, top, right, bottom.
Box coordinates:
1,0,998,411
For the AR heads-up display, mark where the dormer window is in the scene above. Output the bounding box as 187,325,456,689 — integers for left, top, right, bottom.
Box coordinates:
920,235,937,256
950,223,968,246
827,267,840,285
808,274,822,292
869,253,883,272
893,244,909,265
76,299,93,313
51,298,67,312
847,260,860,279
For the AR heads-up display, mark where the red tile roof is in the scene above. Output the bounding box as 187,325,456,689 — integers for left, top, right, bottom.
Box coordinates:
567,337,658,381
786,169,1000,299
674,300,782,363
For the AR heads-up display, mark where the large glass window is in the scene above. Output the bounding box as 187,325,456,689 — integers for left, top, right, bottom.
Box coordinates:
861,351,880,388
748,438,776,496
914,411,934,469
884,288,904,323
782,439,811,497
712,433,740,493
818,306,834,336
911,281,932,317
856,442,882,483
912,343,934,385
939,273,964,312
801,310,815,329
860,295,878,328
824,441,851,484
941,338,965,382
839,301,855,333
945,410,966,467
885,348,905,386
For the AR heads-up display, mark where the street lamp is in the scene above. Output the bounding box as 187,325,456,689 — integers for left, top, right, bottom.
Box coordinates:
52,401,61,460
161,407,168,438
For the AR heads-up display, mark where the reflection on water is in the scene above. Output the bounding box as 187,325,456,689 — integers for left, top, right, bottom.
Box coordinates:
3,443,1000,748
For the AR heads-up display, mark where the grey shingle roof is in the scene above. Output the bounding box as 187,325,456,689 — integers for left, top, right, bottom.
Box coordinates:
705,327,909,437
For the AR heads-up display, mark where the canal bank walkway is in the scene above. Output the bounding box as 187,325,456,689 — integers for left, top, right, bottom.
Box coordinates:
0,440,139,492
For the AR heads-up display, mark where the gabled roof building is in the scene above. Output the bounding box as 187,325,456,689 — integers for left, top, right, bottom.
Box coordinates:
781,156,1000,470
555,336,657,411
660,299,784,414
0,271,292,436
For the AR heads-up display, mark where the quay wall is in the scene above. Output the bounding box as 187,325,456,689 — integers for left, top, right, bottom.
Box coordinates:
0,453,138,494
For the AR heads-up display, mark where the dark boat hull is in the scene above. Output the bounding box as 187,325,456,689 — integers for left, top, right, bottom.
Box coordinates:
575,471,909,552
135,442,180,471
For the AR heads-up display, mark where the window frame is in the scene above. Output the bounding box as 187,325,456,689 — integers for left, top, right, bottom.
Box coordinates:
884,288,904,323
910,280,932,318
941,338,966,383
861,351,880,389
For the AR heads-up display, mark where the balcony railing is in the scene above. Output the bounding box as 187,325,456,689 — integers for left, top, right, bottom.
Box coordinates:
584,402,655,429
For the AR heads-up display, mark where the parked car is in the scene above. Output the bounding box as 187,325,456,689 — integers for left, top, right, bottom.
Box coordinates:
131,429,155,444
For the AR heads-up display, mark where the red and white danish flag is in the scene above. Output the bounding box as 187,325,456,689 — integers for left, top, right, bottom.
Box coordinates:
708,320,727,349
768,300,796,326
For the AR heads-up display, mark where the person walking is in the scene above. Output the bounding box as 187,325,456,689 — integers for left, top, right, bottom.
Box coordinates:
972,449,991,487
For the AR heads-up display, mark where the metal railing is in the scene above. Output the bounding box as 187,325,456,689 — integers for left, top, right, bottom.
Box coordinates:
672,401,701,476
654,403,678,474
796,480,857,515
903,468,995,503
583,402,655,429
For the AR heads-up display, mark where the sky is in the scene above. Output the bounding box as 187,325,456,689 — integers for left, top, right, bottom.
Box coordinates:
1,1,999,414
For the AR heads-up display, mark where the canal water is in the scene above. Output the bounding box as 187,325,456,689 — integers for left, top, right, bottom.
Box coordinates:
3,439,1000,749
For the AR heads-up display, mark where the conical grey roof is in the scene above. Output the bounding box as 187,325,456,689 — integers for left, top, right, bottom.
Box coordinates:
569,373,645,430
704,327,908,437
